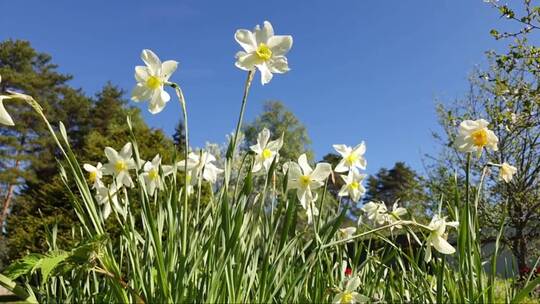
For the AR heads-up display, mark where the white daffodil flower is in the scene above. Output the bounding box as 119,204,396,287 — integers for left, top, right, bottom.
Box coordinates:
131,49,178,114
178,151,223,184
339,227,357,242
338,170,366,202
235,20,293,85
499,162,517,183
361,201,388,226
83,162,104,189
142,154,174,196
305,195,319,225
424,215,459,262
287,154,332,212
95,184,122,220
0,75,15,126
455,119,498,153
249,128,283,173
386,202,407,231
333,143,367,173
333,276,369,304
103,143,137,188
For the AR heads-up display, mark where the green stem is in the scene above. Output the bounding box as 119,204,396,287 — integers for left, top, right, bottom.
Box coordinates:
464,153,474,299
171,83,190,257
226,70,254,185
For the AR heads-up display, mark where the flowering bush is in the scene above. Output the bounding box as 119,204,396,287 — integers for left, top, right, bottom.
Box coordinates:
0,20,536,304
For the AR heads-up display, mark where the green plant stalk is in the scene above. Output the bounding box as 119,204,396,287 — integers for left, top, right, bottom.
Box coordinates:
226,70,254,186
171,83,190,258
464,153,474,301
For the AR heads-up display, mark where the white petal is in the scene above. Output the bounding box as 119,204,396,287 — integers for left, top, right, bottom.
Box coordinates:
135,66,150,82
141,49,162,74
346,276,361,291
255,21,274,44
120,143,132,158
432,236,455,254
235,29,257,53
0,99,14,126
310,163,332,181
256,63,273,85
104,147,118,162
161,60,178,81
333,144,350,157
235,51,260,71
269,56,290,74
258,128,271,148
298,154,312,174
148,89,169,114
131,84,153,102
267,35,293,56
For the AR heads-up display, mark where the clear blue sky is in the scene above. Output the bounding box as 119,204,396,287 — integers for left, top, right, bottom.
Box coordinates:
0,0,508,175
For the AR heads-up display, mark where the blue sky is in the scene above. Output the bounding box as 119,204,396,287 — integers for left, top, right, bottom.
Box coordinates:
0,0,508,175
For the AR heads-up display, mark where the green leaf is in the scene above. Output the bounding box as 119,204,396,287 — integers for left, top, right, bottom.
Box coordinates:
39,250,70,285
511,276,540,304
3,254,43,280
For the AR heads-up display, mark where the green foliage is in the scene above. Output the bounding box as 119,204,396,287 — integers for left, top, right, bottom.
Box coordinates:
431,0,540,275
0,40,175,264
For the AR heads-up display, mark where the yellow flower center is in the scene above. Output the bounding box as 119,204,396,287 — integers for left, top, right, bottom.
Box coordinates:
256,43,272,61
299,175,311,187
146,76,162,90
471,129,488,147
346,154,358,166
115,160,127,173
340,292,353,304
262,148,272,159
149,169,159,181
349,181,359,190
89,171,97,183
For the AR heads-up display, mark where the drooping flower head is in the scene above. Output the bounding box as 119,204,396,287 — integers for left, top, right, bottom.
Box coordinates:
386,202,407,231
286,154,332,217
131,49,178,114
103,143,137,188
361,201,388,226
339,227,357,242
95,183,122,220
178,151,223,184
0,75,15,126
83,162,104,189
249,128,283,173
338,169,366,202
499,162,517,183
455,119,498,153
142,154,174,196
424,215,459,262
235,21,293,85
333,143,367,173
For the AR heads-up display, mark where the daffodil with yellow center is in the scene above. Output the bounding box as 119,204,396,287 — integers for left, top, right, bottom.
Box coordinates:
334,143,367,173
338,170,366,202
249,128,283,173
235,21,293,85
498,162,517,183
455,119,498,153
286,154,332,223
103,143,136,188
142,154,173,196
83,162,103,189
132,49,178,114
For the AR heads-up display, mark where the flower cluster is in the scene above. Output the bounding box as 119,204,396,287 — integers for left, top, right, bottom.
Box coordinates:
84,142,222,219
